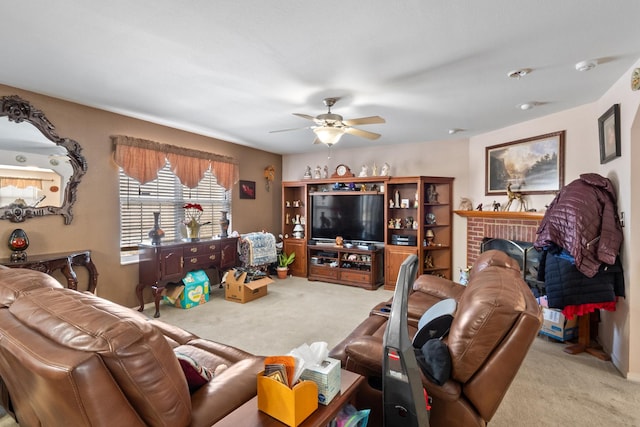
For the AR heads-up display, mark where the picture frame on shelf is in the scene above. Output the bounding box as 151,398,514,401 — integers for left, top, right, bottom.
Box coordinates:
239,180,256,199
485,130,565,195
598,104,621,164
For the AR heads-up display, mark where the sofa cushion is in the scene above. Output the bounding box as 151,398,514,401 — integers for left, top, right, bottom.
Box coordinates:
0,268,63,308
8,286,192,426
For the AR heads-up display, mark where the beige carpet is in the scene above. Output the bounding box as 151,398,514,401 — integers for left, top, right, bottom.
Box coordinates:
2,275,638,426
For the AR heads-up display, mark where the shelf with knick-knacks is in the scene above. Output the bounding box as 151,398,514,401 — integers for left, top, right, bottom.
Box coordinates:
384,176,454,289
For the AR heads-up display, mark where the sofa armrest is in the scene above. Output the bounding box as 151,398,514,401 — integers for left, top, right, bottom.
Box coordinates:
412,275,466,301
344,336,385,375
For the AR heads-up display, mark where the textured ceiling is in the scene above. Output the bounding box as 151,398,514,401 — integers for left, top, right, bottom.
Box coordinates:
2,1,639,155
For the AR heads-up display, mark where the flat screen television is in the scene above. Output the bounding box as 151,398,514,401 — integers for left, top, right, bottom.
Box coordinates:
310,193,385,244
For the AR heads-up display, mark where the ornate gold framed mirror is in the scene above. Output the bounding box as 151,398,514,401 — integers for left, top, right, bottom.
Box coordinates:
0,95,87,224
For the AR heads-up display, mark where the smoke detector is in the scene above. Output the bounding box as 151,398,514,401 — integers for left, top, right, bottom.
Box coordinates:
575,60,597,72
507,68,532,79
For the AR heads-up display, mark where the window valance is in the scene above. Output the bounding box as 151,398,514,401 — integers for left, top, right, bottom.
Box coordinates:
111,135,238,190
0,177,48,189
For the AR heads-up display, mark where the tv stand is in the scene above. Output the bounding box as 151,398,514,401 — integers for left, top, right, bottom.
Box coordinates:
308,246,383,290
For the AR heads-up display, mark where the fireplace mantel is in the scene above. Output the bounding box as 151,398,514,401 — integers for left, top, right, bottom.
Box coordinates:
454,210,544,220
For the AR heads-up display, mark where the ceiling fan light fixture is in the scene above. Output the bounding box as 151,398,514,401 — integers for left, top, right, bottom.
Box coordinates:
313,126,345,146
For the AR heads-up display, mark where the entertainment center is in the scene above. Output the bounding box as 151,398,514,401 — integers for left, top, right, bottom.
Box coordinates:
282,175,453,290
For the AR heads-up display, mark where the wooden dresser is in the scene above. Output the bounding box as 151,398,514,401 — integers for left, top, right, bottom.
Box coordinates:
136,237,238,317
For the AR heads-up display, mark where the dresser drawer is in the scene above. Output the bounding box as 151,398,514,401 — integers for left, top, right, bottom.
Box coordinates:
184,253,219,269
340,270,370,284
183,242,221,256
309,265,339,280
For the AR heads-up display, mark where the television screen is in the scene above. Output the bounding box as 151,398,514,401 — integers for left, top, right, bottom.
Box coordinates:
310,193,384,243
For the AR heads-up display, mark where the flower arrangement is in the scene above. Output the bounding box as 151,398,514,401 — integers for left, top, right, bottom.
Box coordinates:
183,203,203,226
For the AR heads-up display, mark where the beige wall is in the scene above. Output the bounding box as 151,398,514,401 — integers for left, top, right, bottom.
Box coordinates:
0,84,282,308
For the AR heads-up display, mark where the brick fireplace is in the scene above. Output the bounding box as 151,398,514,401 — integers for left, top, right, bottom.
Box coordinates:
455,211,544,266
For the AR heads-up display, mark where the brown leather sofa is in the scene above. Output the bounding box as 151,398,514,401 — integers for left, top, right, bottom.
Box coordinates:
330,250,543,427
0,267,264,426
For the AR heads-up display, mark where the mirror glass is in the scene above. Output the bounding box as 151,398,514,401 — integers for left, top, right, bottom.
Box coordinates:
0,95,87,224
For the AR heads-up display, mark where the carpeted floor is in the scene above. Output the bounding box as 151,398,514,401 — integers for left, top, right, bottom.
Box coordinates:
145,275,640,426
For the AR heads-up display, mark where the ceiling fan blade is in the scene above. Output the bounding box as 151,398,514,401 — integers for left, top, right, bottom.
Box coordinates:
342,116,386,126
269,126,311,133
292,113,317,121
344,127,381,140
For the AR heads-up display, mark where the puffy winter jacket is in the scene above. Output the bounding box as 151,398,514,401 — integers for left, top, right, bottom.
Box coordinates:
534,173,623,278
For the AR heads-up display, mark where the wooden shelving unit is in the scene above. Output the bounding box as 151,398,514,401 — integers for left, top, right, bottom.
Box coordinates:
384,176,454,290
281,175,453,289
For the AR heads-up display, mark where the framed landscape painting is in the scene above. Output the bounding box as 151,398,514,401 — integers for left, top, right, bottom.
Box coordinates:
485,130,565,195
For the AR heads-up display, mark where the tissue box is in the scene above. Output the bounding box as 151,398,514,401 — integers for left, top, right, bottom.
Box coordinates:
165,270,210,309
300,357,341,405
257,373,318,426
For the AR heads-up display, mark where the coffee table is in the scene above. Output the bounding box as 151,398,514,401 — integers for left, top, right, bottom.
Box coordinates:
214,369,365,427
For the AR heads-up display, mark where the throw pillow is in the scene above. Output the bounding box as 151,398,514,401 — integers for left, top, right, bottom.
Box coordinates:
174,352,213,392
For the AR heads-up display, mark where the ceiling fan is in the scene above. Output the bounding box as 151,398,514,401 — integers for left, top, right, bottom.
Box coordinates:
270,97,385,146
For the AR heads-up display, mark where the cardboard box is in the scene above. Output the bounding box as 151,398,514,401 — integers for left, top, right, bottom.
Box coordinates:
224,269,272,303
540,307,578,341
299,357,341,405
257,373,318,427
165,270,210,309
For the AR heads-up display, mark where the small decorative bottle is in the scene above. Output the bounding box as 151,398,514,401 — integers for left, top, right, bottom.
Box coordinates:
148,212,165,245
219,211,230,238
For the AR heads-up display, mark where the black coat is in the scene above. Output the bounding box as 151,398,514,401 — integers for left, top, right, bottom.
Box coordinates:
539,250,625,309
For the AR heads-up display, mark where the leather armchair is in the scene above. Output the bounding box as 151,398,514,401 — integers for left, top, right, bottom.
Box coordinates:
0,267,263,426
329,250,542,427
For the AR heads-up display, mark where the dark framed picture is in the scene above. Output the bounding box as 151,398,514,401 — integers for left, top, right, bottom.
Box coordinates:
485,130,565,195
239,180,256,199
598,104,621,164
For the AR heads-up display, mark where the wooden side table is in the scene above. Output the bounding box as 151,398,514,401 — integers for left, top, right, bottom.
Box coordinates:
0,250,98,292
214,369,365,427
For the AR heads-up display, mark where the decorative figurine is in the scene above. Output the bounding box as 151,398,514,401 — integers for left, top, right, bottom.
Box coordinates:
459,197,473,211
323,165,329,179
492,201,501,211
303,166,312,179
372,163,378,176
380,162,390,176
476,203,483,211
426,184,438,203
314,165,322,179
389,199,395,208
359,164,368,177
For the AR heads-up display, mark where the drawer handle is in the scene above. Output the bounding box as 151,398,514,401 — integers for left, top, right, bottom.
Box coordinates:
209,255,217,261
190,258,198,264
209,245,217,250
190,247,198,253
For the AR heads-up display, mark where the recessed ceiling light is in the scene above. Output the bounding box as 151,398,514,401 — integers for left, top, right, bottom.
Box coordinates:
518,102,536,110
448,128,463,135
507,68,532,79
575,60,597,72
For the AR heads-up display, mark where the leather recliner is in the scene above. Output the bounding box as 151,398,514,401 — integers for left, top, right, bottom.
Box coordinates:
0,267,264,427
329,250,543,427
